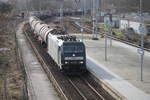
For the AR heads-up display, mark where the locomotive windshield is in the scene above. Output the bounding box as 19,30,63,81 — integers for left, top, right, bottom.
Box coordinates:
63,43,84,53
146,25,150,34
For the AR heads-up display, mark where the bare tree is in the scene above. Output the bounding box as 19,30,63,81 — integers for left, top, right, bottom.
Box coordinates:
0,1,13,14
102,0,150,13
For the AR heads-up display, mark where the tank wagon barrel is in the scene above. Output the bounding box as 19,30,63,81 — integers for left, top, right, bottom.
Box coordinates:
29,16,87,75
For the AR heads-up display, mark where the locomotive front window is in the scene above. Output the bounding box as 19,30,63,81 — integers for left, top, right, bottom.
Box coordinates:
146,25,150,34
63,45,83,53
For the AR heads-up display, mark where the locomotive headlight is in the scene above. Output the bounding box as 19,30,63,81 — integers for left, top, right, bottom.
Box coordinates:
65,61,68,64
80,61,84,64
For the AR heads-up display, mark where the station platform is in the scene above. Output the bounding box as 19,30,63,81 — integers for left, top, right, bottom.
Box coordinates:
84,38,150,100
16,22,60,100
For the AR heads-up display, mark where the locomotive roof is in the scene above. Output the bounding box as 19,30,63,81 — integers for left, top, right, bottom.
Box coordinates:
48,33,79,46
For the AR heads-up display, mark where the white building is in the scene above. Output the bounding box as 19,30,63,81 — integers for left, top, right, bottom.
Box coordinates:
120,16,150,34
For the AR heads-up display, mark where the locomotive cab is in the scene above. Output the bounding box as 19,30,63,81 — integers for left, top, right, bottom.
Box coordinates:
60,42,86,74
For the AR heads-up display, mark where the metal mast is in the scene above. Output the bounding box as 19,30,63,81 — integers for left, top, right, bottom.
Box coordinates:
60,0,64,28
92,0,98,40
92,0,96,39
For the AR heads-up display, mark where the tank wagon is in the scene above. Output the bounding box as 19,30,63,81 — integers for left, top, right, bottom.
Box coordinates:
29,16,86,74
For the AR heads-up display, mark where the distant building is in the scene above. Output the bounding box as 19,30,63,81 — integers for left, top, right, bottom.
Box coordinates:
104,13,120,28
120,16,150,34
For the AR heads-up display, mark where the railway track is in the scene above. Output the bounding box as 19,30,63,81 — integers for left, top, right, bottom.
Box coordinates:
23,23,121,100
70,20,150,52
68,76,105,100
106,34,150,52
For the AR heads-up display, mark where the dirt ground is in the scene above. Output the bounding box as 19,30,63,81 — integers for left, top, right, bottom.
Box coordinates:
0,15,24,100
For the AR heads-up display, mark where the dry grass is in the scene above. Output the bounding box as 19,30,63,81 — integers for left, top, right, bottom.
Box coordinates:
0,14,24,100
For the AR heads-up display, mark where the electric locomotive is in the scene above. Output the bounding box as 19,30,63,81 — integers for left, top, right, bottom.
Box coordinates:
29,16,86,74
62,41,86,73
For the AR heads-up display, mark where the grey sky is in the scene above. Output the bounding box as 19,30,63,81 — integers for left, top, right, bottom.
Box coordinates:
0,0,8,2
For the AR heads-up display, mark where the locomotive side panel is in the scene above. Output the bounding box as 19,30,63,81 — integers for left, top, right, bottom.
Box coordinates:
47,35,60,66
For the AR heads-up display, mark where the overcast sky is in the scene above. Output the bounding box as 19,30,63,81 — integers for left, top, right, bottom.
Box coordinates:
0,0,8,2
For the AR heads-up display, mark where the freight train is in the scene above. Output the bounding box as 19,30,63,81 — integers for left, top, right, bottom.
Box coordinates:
29,16,86,74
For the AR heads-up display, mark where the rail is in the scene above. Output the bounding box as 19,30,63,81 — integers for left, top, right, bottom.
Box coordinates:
68,76,106,100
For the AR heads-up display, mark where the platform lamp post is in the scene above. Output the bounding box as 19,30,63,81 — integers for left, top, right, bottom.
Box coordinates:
105,13,113,47
104,16,109,61
104,13,112,61
139,0,145,81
